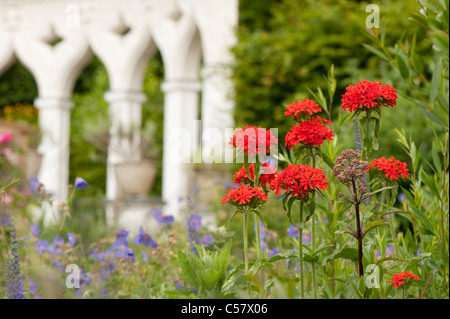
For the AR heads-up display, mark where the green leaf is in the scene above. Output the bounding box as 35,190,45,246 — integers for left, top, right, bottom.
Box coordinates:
396,53,410,79
362,44,390,62
430,58,443,104
409,206,436,236
363,219,388,237
268,250,297,263
408,13,429,29
410,51,424,74
420,168,441,198
323,247,358,266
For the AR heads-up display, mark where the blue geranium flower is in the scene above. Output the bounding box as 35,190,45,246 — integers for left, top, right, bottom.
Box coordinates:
74,177,87,190
115,229,129,241
287,225,299,238
268,247,280,259
30,224,40,237
202,234,213,245
67,232,76,247
29,176,40,192
0,213,10,226
28,279,38,293
134,226,157,248
35,239,49,254
113,239,129,258
151,209,174,226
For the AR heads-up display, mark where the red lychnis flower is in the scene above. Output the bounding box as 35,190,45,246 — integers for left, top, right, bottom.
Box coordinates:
234,162,277,187
222,184,269,206
366,156,410,180
285,116,333,150
270,164,329,199
230,125,278,156
341,80,398,112
389,270,419,289
285,99,322,121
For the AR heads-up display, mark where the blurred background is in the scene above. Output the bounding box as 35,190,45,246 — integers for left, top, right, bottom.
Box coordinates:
0,0,442,239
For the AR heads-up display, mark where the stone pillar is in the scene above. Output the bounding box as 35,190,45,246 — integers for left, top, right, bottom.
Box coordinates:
147,0,202,216
104,90,146,201
88,16,155,205
201,64,235,140
161,79,201,215
34,97,73,224
11,12,91,213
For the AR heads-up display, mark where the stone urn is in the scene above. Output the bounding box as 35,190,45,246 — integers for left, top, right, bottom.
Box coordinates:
114,160,157,197
25,149,42,179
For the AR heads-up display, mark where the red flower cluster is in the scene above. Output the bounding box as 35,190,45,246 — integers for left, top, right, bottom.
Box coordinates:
285,116,334,150
389,270,419,289
341,80,398,113
233,162,277,187
222,184,269,206
230,125,278,156
285,99,322,122
270,164,329,199
366,156,410,180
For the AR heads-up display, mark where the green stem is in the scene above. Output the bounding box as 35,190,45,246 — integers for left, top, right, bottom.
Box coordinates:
387,189,399,260
298,203,304,299
51,207,68,263
255,214,261,256
311,154,317,298
311,215,317,299
243,211,250,294
254,214,264,298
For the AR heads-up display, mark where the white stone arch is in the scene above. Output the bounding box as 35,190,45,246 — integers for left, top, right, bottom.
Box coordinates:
0,0,238,223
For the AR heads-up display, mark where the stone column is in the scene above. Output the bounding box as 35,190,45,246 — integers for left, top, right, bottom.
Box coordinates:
33,97,73,202
201,64,235,139
161,79,201,215
104,90,146,201
147,0,202,216
11,11,91,214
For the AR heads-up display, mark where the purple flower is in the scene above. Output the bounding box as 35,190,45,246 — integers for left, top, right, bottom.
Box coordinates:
30,224,40,237
288,225,299,238
74,177,87,190
29,176,40,192
100,288,108,298
115,228,129,240
134,226,157,248
80,269,91,286
261,240,269,253
268,247,280,259
417,248,424,265
52,261,65,272
224,181,239,189
48,236,65,256
187,214,202,255
142,251,148,264
67,233,76,247
386,244,393,257
202,234,213,245
189,214,202,231
6,222,25,299
113,239,129,258
302,232,312,245
0,213,10,226
398,192,407,204
151,209,174,226
124,248,135,263
35,239,49,254
28,279,38,293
